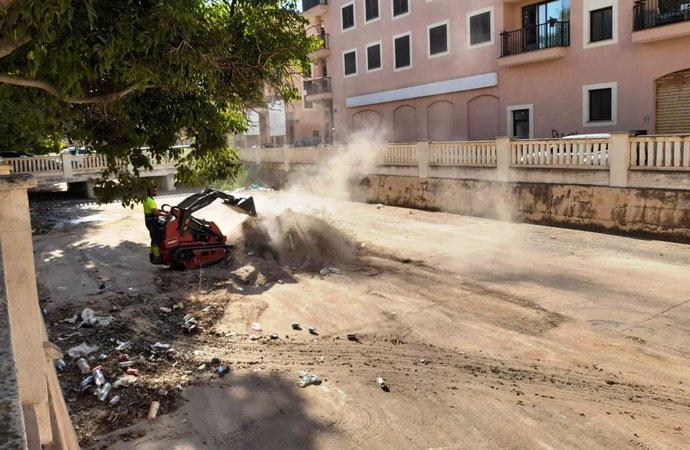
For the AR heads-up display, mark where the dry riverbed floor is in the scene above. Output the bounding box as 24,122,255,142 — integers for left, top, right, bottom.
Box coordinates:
32,189,690,449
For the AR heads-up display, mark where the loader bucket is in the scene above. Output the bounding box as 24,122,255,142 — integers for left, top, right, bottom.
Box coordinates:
226,196,257,217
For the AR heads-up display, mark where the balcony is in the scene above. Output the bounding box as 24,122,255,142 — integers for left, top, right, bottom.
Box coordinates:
302,0,328,17
632,0,690,43
309,32,330,59
499,20,570,67
304,77,332,103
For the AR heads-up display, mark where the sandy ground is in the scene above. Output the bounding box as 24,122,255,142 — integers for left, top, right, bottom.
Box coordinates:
33,189,690,450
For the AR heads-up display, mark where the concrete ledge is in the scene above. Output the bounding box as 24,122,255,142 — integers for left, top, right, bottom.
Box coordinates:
0,174,37,191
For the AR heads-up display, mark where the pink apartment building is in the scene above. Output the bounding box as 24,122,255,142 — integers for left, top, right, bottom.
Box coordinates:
295,0,690,143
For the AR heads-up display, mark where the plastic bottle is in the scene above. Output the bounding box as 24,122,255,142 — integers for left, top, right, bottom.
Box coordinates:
377,377,387,388
80,375,94,388
95,383,112,401
109,395,121,406
77,358,90,375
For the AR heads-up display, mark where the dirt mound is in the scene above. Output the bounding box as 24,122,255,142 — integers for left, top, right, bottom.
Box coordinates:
237,209,358,272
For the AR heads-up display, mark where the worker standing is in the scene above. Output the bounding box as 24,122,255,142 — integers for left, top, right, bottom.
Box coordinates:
143,185,167,264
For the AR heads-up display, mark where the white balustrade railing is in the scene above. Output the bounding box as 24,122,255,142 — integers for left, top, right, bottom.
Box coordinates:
3,156,63,174
430,141,496,166
630,136,690,169
291,147,319,163
72,155,108,172
511,139,609,167
376,144,417,165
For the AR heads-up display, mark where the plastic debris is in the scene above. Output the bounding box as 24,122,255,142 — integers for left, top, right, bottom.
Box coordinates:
80,375,94,389
376,204,384,209
250,334,259,341
347,333,358,341
159,307,172,313
68,343,99,358
117,354,129,362
92,367,106,386
109,395,121,406
118,360,136,368
216,365,229,377
63,315,78,324
172,302,184,311
319,267,342,276
308,326,318,335
95,383,112,401
250,322,262,331
270,332,279,339
115,341,130,351
97,353,108,361
112,375,137,388
197,363,207,371
182,315,197,333
377,377,387,389
126,368,138,376
297,371,321,388
151,342,170,350
147,401,160,420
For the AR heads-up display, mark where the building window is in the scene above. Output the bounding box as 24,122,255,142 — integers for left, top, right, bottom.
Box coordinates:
590,7,612,42
343,49,357,76
393,32,412,70
589,88,612,121
366,42,382,71
583,82,617,126
507,104,533,138
341,2,355,31
428,21,449,57
468,7,493,48
392,0,409,18
583,0,617,48
303,93,313,110
364,0,379,22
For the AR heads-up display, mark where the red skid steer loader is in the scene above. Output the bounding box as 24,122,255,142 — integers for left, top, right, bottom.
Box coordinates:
152,188,257,270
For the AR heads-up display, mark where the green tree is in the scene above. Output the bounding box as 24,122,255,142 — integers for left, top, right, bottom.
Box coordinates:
0,0,316,203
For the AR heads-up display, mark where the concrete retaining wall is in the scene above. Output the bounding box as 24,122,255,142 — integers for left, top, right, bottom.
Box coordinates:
246,165,690,242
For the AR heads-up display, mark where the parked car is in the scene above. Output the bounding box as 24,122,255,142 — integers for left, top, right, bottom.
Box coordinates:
62,147,93,156
0,151,35,158
293,137,322,147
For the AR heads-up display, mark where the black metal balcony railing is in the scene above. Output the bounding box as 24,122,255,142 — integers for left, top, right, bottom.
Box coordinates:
501,20,570,57
316,32,329,50
633,0,690,31
304,77,331,96
303,0,328,12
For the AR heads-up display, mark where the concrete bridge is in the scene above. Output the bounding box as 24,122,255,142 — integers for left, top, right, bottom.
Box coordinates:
0,153,176,197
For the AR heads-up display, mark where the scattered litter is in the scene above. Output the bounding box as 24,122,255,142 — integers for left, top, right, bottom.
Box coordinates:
63,315,78,324
175,384,184,391
95,383,112,401
216,365,229,377
118,361,136,368
147,401,160,420
57,286,67,292
115,341,130,351
319,267,342,276
347,333,358,341
197,363,207,371
55,359,66,371
297,371,322,388
113,375,137,388
253,368,263,373
182,315,197,333
250,334,259,341
270,332,279,339
291,323,301,330
250,322,262,331
56,332,82,341
315,356,325,363
117,354,129,362
201,306,212,313
80,375,94,389
97,353,108,361
68,343,99,358
377,377,388,389
126,368,138,376
151,342,170,350
157,389,168,396
376,204,384,209
78,309,115,328
277,279,284,284
308,326,318,335
225,331,238,337
109,395,121,406
172,302,184,311
159,307,172,313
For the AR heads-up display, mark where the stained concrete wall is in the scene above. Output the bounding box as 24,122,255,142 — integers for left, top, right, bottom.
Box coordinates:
246,164,690,242
351,175,690,242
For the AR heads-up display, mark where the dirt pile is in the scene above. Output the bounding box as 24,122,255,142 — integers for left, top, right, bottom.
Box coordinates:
236,208,358,272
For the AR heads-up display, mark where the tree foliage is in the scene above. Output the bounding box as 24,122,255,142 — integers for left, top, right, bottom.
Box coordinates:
0,0,316,203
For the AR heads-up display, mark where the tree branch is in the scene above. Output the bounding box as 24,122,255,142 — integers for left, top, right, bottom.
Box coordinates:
0,35,30,59
0,74,154,104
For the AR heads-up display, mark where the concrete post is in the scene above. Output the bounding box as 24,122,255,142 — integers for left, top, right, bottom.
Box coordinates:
61,153,73,178
417,141,430,179
609,132,631,187
283,144,290,172
496,137,512,182
0,175,53,447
